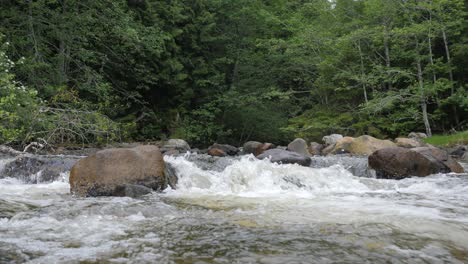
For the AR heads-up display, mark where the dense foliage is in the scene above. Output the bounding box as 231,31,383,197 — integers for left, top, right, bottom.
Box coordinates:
0,0,466,147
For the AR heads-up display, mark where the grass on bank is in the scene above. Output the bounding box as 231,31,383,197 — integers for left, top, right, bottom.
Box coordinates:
424,131,468,147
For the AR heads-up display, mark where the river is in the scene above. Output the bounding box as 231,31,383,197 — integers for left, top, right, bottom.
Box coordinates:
1,154,468,263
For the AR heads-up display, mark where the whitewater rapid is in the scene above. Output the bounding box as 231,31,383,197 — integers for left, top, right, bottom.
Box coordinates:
1,154,468,263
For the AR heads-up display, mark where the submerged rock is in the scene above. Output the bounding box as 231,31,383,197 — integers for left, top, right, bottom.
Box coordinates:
287,138,310,157
1,155,79,183
369,147,464,179
257,149,311,166
70,145,168,197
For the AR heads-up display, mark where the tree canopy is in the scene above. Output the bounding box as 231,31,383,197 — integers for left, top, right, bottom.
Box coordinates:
0,0,466,147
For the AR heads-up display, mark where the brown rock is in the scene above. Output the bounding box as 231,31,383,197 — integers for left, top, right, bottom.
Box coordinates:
208,148,226,157
332,136,396,155
395,138,423,148
70,145,167,197
369,147,464,179
255,143,275,156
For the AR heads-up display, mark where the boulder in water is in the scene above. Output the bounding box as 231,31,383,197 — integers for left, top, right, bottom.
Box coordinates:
257,149,311,166
395,138,423,148
369,147,464,179
70,145,168,197
322,134,343,146
287,138,310,157
1,156,79,183
331,135,397,156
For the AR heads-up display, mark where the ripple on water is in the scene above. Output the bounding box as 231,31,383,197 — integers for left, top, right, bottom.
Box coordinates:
0,156,467,263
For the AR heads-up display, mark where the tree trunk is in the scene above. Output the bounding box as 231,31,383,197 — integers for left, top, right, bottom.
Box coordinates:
416,43,432,137
442,28,459,125
383,25,392,90
357,40,368,104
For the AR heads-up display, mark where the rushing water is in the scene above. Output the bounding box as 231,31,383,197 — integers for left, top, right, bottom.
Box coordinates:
1,154,468,263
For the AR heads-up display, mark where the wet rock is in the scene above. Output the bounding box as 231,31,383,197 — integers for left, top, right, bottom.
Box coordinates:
70,145,167,197
322,134,343,146
114,184,153,198
309,142,324,156
163,149,180,156
164,162,178,189
395,138,423,148
243,141,263,155
369,147,464,179
208,148,226,157
257,149,311,166
287,138,310,157
209,143,238,156
461,152,468,163
0,145,22,158
184,154,236,172
161,139,190,153
1,156,79,183
331,135,397,156
449,145,466,158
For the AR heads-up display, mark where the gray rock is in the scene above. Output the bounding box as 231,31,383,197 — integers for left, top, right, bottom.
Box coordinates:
322,134,343,146
257,149,311,166
287,138,310,157
161,139,190,153
1,155,79,183
449,145,466,158
408,132,427,140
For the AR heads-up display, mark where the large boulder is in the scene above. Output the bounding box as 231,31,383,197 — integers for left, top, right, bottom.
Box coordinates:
395,138,424,148
257,149,311,166
209,143,239,156
70,145,168,197
322,134,343,146
161,139,190,153
331,135,397,156
243,141,263,155
369,147,464,179
1,156,79,183
287,138,310,157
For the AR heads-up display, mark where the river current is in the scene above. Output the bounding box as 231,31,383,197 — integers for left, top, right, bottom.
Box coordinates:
1,154,468,263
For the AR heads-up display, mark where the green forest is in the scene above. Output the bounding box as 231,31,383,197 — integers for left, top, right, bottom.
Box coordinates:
0,0,467,148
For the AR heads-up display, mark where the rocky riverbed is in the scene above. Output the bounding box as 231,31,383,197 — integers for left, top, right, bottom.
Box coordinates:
1,151,468,263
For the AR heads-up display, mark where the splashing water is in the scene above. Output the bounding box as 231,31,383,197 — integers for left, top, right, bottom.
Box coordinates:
1,154,468,263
